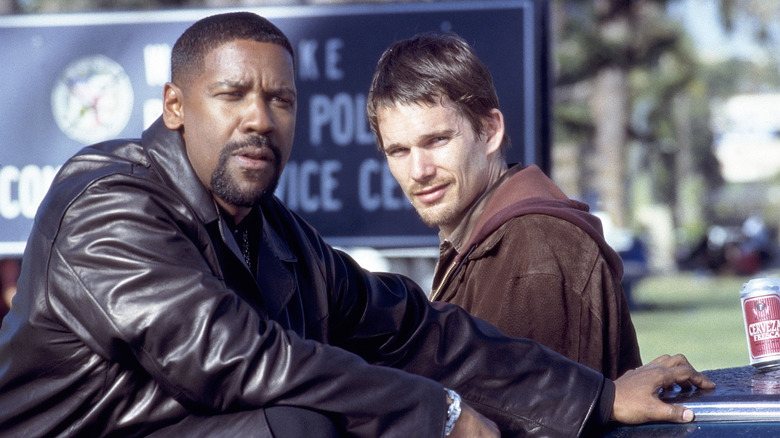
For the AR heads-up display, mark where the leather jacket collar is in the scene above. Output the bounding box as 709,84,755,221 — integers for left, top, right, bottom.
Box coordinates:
142,117,220,226
141,117,296,267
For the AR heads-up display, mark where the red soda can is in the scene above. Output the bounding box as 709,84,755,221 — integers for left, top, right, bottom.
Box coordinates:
741,278,780,370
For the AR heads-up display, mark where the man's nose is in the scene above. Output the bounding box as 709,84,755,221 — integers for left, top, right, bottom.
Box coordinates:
240,98,274,134
410,148,435,181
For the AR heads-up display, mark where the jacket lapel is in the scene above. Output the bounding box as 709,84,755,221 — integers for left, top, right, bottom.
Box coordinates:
255,212,296,320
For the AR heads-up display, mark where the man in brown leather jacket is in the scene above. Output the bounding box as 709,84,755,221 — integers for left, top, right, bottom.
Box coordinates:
0,12,711,438
368,33,642,380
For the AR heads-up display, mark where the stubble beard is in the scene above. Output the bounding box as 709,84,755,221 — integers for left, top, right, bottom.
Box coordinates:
409,179,458,229
415,201,458,229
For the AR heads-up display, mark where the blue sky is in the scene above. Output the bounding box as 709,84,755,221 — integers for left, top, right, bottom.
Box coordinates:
667,0,767,62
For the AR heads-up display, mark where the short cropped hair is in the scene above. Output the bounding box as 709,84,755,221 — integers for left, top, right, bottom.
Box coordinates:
171,12,294,86
367,33,510,154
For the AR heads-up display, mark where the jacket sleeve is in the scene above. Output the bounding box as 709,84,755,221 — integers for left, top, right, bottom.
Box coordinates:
270,202,610,437
359,288,610,437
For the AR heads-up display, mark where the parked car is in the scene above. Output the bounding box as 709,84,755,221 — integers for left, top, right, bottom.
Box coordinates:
676,217,776,276
600,366,780,437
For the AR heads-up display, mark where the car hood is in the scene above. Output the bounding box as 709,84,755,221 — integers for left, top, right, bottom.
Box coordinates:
601,366,780,437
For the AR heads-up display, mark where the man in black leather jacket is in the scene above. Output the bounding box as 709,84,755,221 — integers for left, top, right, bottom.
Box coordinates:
0,12,712,438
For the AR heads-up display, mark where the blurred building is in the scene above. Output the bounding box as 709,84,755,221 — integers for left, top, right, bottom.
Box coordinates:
712,93,780,183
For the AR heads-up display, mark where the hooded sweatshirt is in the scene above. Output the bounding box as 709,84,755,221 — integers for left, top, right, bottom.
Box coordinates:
430,164,641,379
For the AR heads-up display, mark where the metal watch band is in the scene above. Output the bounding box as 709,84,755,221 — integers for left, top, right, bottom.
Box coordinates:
443,388,462,436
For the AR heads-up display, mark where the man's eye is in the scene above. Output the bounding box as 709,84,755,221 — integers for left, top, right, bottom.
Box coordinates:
217,91,242,99
385,148,408,158
272,96,294,107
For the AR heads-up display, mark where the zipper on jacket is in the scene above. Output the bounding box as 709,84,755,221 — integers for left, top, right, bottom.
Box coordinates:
429,245,475,301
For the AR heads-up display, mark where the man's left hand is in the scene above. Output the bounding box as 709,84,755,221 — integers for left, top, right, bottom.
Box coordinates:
611,354,716,424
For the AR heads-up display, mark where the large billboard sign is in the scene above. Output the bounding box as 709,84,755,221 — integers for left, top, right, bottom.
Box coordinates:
0,0,549,255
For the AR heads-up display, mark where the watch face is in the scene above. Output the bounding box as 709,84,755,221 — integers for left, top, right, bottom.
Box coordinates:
51,54,134,145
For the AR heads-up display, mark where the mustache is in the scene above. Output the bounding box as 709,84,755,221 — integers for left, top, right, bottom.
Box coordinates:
410,178,448,194
225,136,281,162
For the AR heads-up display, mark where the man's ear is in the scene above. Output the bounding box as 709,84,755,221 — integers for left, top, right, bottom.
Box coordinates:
484,108,505,156
162,82,184,130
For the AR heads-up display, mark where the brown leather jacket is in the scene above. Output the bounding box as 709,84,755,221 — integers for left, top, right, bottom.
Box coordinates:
432,165,642,380
0,122,611,437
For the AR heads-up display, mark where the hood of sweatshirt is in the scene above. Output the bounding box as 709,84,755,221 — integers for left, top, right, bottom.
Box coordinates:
459,164,624,278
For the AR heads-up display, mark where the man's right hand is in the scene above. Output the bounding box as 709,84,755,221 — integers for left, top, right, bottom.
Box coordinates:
611,354,716,424
449,402,500,437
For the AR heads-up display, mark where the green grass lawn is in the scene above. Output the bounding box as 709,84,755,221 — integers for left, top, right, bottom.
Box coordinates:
629,273,754,371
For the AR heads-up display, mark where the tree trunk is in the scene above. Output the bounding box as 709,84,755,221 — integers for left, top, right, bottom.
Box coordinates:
589,65,629,227
0,0,15,14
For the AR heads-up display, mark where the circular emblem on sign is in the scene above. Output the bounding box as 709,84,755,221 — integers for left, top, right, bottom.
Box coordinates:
51,55,134,144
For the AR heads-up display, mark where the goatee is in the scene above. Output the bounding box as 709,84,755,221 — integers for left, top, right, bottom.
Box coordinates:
211,136,282,207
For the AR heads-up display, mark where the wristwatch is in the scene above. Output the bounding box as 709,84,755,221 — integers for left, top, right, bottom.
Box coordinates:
443,388,462,436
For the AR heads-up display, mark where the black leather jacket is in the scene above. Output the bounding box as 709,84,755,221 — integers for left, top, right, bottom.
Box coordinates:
0,119,611,437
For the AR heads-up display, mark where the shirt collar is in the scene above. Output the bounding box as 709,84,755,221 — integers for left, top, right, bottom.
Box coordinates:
440,164,519,254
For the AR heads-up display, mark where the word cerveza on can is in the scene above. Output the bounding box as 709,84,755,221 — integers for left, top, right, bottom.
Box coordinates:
741,278,780,370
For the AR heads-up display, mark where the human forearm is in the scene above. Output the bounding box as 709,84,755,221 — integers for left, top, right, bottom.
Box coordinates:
387,301,606,436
